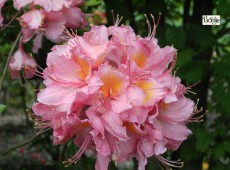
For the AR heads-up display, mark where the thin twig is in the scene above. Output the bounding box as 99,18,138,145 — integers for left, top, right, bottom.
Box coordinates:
0,129,50,156
0,31,21,97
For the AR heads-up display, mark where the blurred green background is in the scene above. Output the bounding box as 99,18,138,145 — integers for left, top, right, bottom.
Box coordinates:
0,0,230,169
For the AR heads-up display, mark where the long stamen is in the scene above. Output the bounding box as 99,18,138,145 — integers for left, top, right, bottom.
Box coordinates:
188,99,205,122
156,156,184,169
111,11,123,26
150,13,161,39
115,14,123,26
111,10,115,25
144,14,152,38
144,13,162,39
27,110,52,129
63,135,92,167
23,65,43,78
36,63,44,71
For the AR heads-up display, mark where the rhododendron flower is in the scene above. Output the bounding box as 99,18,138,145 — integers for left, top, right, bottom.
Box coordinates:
18,6,86,52
14,0,84,11
0,0,6,26
9,39,37,79
33,21,199,170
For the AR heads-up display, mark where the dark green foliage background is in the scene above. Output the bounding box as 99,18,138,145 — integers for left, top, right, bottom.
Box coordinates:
0,0,230,169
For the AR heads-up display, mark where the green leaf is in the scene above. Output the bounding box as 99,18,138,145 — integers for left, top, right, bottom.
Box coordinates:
0,104,6,113
166,26,185,50
187,24,215,49
177,49,195,67
85,0,102,7
212,142,230,159
216,0,230,17
177,61,208,84
195,128,212,152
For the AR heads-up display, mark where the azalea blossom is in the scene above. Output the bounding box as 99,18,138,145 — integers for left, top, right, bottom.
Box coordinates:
18,3,86,53
7,0,87,79
9,39,37,79
0,0,6,26
32,23,198,170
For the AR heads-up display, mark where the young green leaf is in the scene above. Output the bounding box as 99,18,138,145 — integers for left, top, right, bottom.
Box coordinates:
0,104,6,113
85,0,102,7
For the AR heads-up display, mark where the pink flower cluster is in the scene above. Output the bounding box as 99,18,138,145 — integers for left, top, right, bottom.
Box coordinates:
9,38,37,79
16,0,86,53
1,0,86,79
0,0,6,26
33,24,195,170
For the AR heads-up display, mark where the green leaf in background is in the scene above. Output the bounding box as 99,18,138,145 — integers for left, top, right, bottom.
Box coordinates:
187,24,215,49
177,61,208,84
195,128,213,152
216,0,230,17
166,26,185,50
177,49,195,67
85,0,102,7
0,104,6,113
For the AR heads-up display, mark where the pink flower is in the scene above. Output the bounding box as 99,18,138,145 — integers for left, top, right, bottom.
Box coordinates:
33,23,197,170
9,39,37,79
15,0,86,53
19,9,45,30
13,0,32,10
33,0,84,12
18,7,86,52
0,0,6,26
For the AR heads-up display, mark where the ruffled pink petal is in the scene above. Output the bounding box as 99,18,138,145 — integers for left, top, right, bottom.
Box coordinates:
9,40,36,79
154,140,167,155
59,114,89,143
87,75,103,94
108,25,136,46
127,86,145,106
9,49,23,73
37,84,77,110
133,78,167,106
86,106,105,137
91,130,111,156
75,25,109,65
158,97,194,123
0,0,6,26
147,46,176,76
102,111,128,141
32,102,61,120
46,51,84,83
13,0,32,10
24,54,37,78
95,152,110,170
19,9,44,29
44,11,65,42
121,107,149,124
21,27,35,42
0,12,3,27
154,119,192,141
33,32,44,53
33,0,52,12
115,139,136,161
110,94,132,113
62,7,86,28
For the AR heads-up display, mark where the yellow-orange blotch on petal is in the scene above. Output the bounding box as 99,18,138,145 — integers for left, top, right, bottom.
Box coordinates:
75,57,91,80
100,70,124,98
132,52,146,68
136,80,155,104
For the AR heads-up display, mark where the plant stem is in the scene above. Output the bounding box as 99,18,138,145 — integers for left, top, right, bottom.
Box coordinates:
0,129,49,156
0,31,22,97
